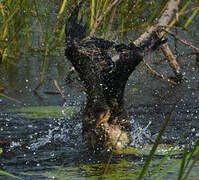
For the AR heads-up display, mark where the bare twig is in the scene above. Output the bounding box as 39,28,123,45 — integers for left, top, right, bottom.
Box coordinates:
156,29,182,79
134,0,179,46
112,0,180,65
157,36,182,79
111,0,182,80
145,62,177,85
133,0,183,80
54,80,67,101
162,29,199,52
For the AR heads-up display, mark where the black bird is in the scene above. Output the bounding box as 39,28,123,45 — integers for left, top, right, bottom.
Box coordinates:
65,1,167,150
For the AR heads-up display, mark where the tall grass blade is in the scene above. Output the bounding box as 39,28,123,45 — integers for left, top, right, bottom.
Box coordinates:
153,130,192,180
154,160,181,180
184,7,199,29
138,105,176,180
90,0,95,29
59,0,68,16
1,7,20,32
183,145,199,180
33,0,44,34
178,146,188,180
148,0,168,23
0,93,21,103
0,170,22,180
39,47,48,85
184,139,199,169
95,0,103,21
90,0,121,36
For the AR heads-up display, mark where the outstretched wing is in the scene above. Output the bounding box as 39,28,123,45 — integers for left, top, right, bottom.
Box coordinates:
65,0,86,41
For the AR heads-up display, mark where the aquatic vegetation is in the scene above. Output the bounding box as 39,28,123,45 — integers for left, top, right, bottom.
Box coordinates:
115,144,182,156
17,145,199,180
12,106,80,119
0,92,21,103
0,170,22,180
0,0,33,66
0,0,198,64
140,111,199,180
0,84,5,93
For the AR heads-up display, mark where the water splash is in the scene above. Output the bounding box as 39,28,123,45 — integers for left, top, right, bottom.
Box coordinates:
27,102,83,151
28,128,56,150
130,117,152,147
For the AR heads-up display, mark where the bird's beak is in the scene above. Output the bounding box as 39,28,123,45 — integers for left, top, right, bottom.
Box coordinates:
96,109,111,128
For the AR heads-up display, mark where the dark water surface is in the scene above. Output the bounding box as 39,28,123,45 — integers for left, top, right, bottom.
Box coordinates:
0,51,198,179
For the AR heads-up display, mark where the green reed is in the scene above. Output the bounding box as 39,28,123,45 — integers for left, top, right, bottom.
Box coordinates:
0,0,32,66
138,119,199,180
0,0,198,69
138,105,175,180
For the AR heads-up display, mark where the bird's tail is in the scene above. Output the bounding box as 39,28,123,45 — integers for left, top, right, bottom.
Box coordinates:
65,0,87,41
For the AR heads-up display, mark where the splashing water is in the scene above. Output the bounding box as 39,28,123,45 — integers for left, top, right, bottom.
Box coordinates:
26,104,83,152
130,117,152,147
27,121,83,152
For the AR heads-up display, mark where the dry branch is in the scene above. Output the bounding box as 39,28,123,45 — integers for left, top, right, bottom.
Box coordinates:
54,80,67,101
111,0,182,80
145,62,177,85
134,0,179,46
157,31,182,79
133,0,182,80
163,29,199,52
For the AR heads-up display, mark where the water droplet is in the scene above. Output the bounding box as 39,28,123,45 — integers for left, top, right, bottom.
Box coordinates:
191,128,195,132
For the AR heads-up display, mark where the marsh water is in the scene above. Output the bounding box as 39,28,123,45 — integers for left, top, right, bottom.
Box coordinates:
1,6,199,180
1,45,199,179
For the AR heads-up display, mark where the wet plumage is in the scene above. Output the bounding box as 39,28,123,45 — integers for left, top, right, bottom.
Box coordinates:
65,1,166,150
